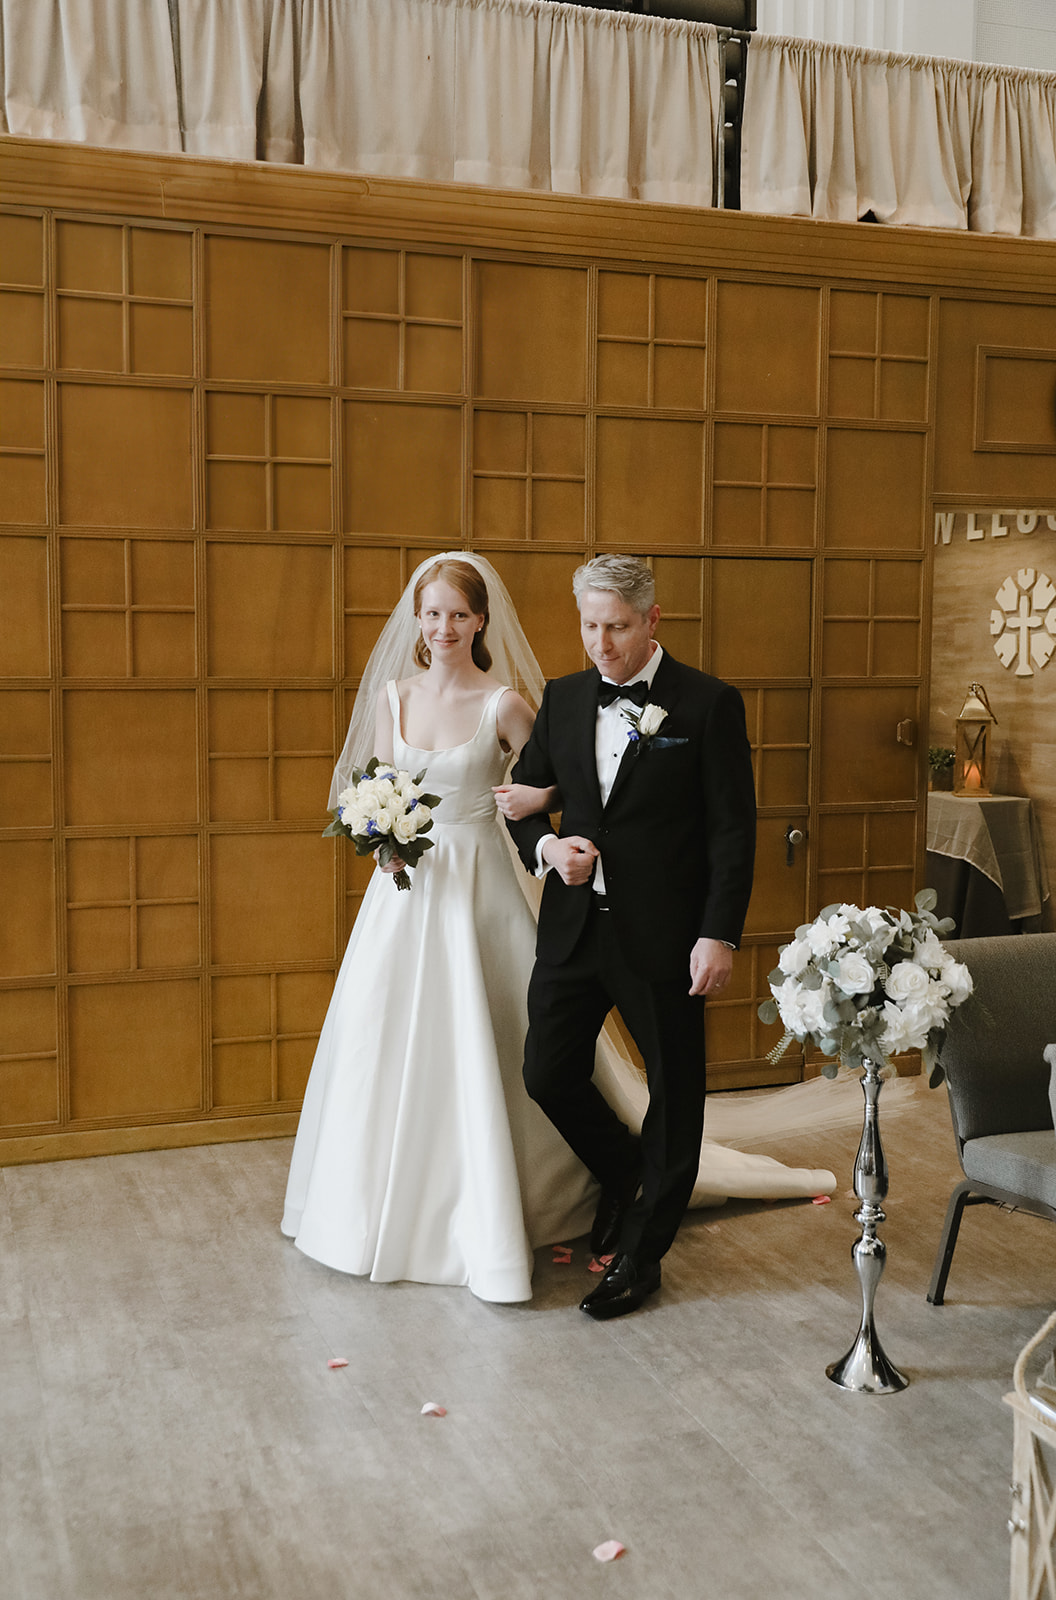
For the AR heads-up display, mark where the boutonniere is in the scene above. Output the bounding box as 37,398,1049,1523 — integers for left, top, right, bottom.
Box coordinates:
622,702,668,754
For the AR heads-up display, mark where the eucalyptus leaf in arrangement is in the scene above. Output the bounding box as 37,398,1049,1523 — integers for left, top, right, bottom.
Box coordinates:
758,890,973,1084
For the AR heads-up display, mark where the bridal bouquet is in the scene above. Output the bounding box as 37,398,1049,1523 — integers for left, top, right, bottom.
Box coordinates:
323,758,441,891
758,890,973,1083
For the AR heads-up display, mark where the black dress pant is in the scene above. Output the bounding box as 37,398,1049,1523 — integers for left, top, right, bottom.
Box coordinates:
523,898,707,1265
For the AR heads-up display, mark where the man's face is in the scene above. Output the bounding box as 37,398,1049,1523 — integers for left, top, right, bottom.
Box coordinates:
578,588,660,684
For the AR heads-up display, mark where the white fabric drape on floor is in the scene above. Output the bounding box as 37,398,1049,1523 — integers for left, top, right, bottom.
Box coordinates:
0,0,720,207
742,32,1056,237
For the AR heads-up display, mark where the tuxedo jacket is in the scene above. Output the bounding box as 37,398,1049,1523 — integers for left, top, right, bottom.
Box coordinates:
508,653,757,981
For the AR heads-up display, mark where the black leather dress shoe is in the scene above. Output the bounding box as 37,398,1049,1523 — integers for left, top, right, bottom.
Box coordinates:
579,1253,661,1320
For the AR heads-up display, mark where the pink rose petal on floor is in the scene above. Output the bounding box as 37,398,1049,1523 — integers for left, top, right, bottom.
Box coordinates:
552,1245,573,1264
812,1195,831,1205
599,1253,615,1265
592,1540,626,1563
588,1257,606,1273
420,1402,447,1417
327,1358,349,1369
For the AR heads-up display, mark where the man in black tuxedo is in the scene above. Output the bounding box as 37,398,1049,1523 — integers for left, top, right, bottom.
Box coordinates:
507,555,756,1319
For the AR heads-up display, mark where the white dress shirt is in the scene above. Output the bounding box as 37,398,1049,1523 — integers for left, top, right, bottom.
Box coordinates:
536,644,664,893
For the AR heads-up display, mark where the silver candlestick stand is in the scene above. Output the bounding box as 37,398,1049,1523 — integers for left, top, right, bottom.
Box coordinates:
826,1056,909,1394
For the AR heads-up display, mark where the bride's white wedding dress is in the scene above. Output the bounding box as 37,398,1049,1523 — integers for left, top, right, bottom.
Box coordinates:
282,681,841,1303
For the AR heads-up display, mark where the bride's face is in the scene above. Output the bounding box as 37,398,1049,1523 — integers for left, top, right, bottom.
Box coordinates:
417,580,484,664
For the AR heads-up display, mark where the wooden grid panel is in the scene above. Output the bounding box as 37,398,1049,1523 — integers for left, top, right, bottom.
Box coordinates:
67,978,202,1121
652,555,703,668
0,987,58,1128
595,416,705,547
824,428,927,550
206,542,334,679
55,219,193,377
211,971,332,1109
206,392,334,533
712,422,817,548
0,535,50,675
0,212,45,370
822,558,923,678
0,690,52,828
208,689,333,822
0,377,47,525
596,270,707,410
342,247,464,394
204,235,331,383
57,383,194,529
343,399,463,539
0,841,56,978
63,690,198,825
828,290,930,422
708,558,813,682
65,835,199,976
714,282,821,416
60,536,196,678
815,808,918,913
472,410,586,542
475,261,588,404
740,686,810,812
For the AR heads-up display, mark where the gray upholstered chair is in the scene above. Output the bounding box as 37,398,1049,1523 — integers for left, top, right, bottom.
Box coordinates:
927,933,1056,1306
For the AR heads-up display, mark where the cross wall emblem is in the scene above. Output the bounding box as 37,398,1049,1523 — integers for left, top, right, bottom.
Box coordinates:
991,569,1056,676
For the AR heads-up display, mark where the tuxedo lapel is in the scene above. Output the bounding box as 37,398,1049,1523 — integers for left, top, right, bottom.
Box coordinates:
603,655,683,812
571,673,603,809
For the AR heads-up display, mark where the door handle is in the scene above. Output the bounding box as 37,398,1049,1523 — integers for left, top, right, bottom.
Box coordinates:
784,825,806,867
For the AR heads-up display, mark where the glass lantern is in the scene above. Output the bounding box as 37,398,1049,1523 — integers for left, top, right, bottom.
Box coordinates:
952,682,997,796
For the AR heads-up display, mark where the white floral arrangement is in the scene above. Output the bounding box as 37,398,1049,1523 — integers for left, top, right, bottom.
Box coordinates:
758,891,974,1083
323,758,441,891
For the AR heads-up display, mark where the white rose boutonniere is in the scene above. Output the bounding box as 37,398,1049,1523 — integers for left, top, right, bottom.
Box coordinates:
622,701,668,753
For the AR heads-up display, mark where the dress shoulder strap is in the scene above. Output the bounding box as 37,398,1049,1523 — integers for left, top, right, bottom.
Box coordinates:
485,683,511,731
386,680,401,719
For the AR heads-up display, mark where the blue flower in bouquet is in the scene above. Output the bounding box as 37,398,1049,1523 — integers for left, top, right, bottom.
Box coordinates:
323,758,441,891
758,891,973,1083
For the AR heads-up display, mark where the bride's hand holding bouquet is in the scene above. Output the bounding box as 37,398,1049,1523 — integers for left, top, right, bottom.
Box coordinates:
324,757,441,891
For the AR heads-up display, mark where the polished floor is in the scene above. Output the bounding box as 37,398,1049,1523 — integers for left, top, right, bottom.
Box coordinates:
3,1082,1054,1600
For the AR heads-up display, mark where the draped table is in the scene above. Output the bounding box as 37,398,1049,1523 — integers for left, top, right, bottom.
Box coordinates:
926,792,1050,937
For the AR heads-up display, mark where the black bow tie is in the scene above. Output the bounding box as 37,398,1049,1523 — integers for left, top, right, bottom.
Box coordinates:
597,678,650,709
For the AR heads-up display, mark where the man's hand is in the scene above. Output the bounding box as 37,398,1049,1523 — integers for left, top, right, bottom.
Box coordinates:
541,835,599,886
689,937,733,997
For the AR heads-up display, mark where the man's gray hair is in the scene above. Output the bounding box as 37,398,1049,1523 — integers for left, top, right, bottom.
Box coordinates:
572,555,655,614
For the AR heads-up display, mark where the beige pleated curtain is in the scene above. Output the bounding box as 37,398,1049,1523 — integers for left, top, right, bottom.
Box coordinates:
741,32,1056,238
0,0,722,206
3,1,1056,235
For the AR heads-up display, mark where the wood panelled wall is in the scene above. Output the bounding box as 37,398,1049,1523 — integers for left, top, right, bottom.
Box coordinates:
1,138,1052,1162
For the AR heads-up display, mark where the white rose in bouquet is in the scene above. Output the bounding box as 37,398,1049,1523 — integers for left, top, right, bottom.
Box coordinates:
938,954,973,1007
832,951,875,998
778,937,812,977
884,961,932,1004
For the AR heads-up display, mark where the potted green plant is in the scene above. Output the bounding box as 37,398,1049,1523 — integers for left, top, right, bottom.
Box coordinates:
928,746,955,791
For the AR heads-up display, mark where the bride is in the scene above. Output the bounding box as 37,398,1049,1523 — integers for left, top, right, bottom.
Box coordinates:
281,551,839,1304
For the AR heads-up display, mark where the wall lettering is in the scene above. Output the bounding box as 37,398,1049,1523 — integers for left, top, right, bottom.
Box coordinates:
935,508,1056,545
